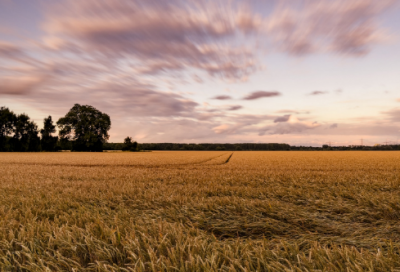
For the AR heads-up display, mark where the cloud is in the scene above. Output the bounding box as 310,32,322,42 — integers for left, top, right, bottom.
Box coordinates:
206,113,277,135
330,123,338,129
192,74,203,84
111,87,198,117
397,98,400,102
227,105,242,111
212,123,243,134
0,75,47,95
213,95,232,100
382,108,400,123
0,41,37,66
266,0,394,56
243,91,281,100
309,91,329,95
0,41,48,68
0,41,23,58
60,83,199,117
276,109,294,113
275,109,310,114
212,124,231,134
274,114,291,123
133,61,184,75
312,122,400,137
259,116,320,135
228,114,276,125
44,0,262,81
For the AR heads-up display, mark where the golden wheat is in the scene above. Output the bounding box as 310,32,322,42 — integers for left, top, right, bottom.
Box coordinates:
1,151,400,271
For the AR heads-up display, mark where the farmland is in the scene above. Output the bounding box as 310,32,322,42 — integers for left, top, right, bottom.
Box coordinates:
1,151,400,271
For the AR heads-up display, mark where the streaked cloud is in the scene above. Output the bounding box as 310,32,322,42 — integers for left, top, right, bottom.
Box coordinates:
243,91,281,100
275,109,310,114
0,75,47,95
43,0,261,81
0,41,22,58
227,105,243,111
212,124,232,134
266,0,395,56
382,108,400,122
212,95,232,100
330,123,338,129
309,91,329,95
274,115,291,123
259,116,320,135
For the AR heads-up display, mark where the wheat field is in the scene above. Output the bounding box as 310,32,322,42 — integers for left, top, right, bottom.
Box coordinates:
1,151,400,271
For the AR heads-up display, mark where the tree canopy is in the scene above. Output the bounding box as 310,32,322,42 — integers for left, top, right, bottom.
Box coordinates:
57,104,111,151
12,113,40,151
0,107,16,151
40,116,58,151
0,107,41,151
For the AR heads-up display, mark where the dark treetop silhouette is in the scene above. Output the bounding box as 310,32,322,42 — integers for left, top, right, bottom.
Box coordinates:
40,116,58,151
0,107,40,152
57,104,111,152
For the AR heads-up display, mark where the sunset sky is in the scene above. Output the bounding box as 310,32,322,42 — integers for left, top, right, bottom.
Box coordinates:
1,0,400,146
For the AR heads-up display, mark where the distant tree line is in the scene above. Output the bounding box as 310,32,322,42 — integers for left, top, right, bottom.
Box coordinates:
319,144,400,151
104,143,400,151
289,145,400,151
103,143,291,151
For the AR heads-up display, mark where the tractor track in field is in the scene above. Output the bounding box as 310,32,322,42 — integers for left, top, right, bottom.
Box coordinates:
224,152,234,164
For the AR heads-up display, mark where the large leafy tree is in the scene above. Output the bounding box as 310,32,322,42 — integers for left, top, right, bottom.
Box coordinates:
57,104,111,151
40,116,58,151
11,113,40,152
0,107,16,151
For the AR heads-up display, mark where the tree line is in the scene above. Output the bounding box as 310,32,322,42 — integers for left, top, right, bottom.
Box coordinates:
1,107,47,152
104,143,400,151
0,104,115,152
104,143,291,151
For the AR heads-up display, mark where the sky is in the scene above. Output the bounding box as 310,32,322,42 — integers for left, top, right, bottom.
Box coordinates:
1,0,400,146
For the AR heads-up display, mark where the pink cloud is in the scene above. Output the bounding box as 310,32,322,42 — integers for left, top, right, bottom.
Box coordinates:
212,124,230,134
243,91,281,100
274,115,291,123
330,123,338,129
0,75,47,95
275,109,309,114
43,0,262,81
382,108,400,122
192,74,203,84
212,123,244,135
266,0,395,56
309,91,329,95
227,105,242,111
259,116,320,135
213,95,232,100
0,41,22,58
